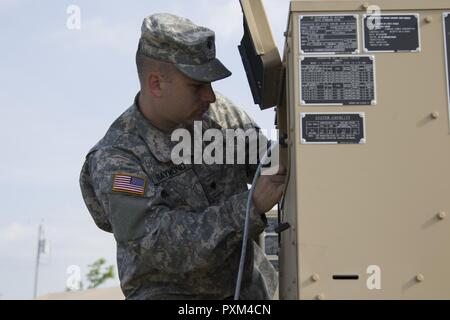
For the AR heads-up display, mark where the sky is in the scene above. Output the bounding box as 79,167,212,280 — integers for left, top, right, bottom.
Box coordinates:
0,0,291,299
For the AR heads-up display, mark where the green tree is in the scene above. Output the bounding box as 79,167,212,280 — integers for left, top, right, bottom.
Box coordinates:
86,258,115,289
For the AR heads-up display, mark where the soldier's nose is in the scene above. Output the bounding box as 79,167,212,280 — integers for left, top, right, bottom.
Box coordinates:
201,83,216,104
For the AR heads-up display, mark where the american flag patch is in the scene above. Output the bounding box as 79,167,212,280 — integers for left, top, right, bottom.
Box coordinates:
112,174,146,196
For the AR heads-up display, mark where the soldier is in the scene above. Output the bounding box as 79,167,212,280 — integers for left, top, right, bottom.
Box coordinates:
79,13,285,300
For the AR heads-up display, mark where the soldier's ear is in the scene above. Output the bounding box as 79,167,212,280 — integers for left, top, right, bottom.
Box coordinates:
147,72,163,98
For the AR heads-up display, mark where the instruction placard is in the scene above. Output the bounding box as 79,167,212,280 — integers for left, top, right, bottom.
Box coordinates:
363,14,420,52
300,15,359,54
300,56,376,105
301,113,366,144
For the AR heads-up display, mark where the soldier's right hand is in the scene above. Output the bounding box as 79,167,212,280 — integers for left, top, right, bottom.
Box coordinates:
252,165,287,215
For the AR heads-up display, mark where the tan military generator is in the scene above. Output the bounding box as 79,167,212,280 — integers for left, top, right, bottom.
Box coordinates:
240,0,450,299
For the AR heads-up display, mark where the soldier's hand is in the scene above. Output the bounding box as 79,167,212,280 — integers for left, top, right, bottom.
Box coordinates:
252,165,287,215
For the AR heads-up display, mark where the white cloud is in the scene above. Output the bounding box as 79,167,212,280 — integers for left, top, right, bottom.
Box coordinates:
0,223,34,242
194,0,291,46
0,216,119,299
0,0,21,12
205,1,242,42
44,17,138,55
77,17,138,53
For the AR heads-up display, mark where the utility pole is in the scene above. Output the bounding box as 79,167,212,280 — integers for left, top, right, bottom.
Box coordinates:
33,224,45,299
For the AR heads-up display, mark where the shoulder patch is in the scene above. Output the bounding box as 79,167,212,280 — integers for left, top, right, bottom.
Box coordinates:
112,173,146,196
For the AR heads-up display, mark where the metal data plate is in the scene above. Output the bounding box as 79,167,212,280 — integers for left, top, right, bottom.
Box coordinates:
443,13,450,129
363,14,421,52
300,56,376,105
300,113,366,144
299,15,359,54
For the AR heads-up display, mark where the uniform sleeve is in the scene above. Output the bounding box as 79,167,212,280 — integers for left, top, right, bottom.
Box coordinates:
88,147,267,274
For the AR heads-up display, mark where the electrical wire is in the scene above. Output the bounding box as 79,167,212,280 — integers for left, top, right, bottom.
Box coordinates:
234,141,279,300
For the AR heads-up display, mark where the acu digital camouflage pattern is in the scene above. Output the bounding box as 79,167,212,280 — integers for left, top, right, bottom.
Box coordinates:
139,13,232,82
80,92,277,300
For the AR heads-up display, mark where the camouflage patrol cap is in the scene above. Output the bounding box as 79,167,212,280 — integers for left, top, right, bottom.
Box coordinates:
139,13,232,82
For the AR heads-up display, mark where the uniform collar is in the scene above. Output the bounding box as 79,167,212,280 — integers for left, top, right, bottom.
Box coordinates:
131,93,224,163
132,93,175,163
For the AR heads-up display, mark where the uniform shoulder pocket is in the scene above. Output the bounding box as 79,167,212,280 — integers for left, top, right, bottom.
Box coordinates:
108,193,148,242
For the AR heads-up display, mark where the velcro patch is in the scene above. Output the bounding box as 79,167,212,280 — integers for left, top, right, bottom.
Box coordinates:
112,174,146,196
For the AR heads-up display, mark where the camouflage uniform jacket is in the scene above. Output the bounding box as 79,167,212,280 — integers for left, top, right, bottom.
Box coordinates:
79,92,277,299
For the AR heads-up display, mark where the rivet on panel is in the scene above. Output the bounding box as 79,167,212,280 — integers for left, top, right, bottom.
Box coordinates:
416,274,425,282
316,293,325,300
311,274,320,282
431,111,440,119
437,212,447,220
425,16,433,23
